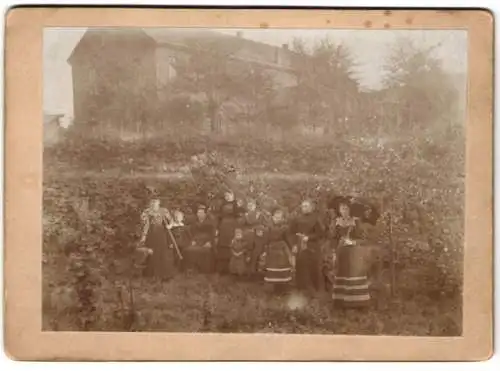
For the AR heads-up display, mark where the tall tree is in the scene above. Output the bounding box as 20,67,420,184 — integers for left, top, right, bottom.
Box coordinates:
171,38,243,134
290,38,322,131
290,37,359,134
233,63,275,129
381,37,459,134
313,38,360,134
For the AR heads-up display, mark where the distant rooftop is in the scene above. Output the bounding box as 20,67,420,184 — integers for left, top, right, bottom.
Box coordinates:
68,28,294,70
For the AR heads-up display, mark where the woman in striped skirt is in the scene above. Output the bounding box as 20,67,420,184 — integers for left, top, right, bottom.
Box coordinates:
330,197,371,308
263,208,294,293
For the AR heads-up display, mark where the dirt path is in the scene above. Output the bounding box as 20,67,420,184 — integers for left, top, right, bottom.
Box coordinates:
45,169,339,183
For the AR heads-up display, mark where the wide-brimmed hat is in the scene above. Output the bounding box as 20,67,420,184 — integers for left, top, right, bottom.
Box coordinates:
349,198,380,225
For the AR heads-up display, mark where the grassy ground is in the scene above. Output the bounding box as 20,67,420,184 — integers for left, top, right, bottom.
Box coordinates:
43,268,461,336
42,134,463,335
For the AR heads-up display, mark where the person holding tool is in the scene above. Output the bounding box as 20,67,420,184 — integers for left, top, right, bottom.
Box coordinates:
138,192,180,281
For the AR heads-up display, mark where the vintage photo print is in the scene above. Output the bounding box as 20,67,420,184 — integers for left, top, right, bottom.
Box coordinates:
4,8,493,361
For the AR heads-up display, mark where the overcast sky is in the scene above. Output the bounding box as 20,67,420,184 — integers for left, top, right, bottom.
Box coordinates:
44,27,467,116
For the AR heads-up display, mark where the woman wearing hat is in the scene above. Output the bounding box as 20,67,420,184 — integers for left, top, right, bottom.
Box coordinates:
330,196,372,308
139,195,177,281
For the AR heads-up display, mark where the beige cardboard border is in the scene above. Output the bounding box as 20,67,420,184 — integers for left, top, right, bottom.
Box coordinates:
4,8,493,361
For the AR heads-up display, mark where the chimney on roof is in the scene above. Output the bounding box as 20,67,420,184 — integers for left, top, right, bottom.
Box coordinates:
236,31,243,38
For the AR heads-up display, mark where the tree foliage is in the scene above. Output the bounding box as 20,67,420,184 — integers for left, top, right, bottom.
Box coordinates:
170,39,244,133
290,37,360,133
232,64,276,128
381,37,459,133
44,34,465,334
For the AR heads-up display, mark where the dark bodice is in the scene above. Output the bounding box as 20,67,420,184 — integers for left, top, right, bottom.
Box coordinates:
170,224,192,247
141,208,170,229
216,201,244,246
231,239,246,253
241,210,263,228
190,216,216,244
290,212,325,242
267,222,290,245
218,201,244,224
333,217,362,244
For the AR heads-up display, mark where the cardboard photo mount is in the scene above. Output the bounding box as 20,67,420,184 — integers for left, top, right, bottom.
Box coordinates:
3,7,494,361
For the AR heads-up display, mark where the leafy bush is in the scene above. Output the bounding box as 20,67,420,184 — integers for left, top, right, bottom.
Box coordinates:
43,130,463,334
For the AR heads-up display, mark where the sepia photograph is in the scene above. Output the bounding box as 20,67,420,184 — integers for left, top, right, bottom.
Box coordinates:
42,25,467,336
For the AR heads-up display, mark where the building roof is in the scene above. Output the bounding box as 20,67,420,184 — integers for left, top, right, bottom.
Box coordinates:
67,28,157,64
68,28,294,70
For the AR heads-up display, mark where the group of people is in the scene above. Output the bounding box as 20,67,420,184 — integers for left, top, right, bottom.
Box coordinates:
138,188,380,309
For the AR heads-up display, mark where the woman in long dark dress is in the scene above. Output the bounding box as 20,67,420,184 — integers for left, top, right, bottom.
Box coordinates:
139,198,177,280
215,190,244,275
186,204,217,273
290,199,326,293
330,197,371,308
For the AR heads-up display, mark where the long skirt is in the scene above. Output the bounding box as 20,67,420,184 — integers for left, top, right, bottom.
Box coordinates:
229,254,247,276
322,242,336,291
143,225,176,279
218,218,238,247
332,243,370,308
215,245,232,274
183,243,216,273
264,242,293,285
295,242,324,292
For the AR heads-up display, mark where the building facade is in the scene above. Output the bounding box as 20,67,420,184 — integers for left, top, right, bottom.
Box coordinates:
68,28,297,135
